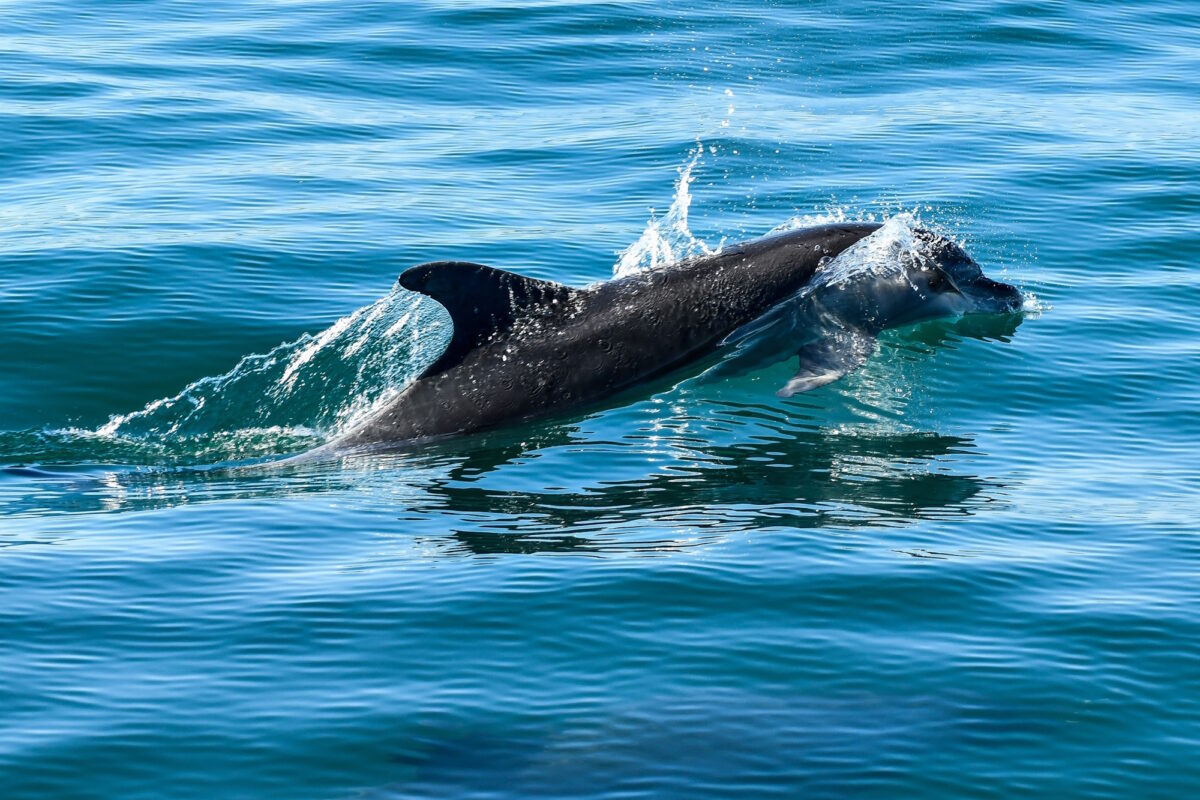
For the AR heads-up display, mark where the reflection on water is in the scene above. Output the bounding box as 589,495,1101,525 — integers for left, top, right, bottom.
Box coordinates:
419,425,987,556
2,397,1001,557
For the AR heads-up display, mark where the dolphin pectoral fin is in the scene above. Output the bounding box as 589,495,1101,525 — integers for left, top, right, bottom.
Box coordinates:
700,334,790,384
399,262,576,379
777,330,876,397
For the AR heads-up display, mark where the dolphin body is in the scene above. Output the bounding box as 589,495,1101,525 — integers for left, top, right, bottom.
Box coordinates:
324,222,1020,454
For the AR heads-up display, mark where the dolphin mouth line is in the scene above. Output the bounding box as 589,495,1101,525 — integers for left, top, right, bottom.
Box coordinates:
964,277,1024,313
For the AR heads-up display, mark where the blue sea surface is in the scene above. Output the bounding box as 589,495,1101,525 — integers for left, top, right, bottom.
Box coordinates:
2,1,1199,797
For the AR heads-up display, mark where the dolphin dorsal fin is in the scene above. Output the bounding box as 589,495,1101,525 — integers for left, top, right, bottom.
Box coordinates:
399,261,576,379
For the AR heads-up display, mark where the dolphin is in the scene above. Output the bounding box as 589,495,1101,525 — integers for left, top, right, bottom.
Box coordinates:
322,222,1020,454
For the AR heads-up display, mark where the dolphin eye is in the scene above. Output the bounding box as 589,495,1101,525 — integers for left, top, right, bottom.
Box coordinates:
927,267,963,295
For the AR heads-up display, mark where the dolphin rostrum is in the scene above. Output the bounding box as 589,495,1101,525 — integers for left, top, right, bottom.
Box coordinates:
324,222,1021,453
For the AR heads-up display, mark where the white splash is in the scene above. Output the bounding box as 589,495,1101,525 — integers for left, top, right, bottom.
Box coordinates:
768,206,855,233
614,146,723,277
280,305,364,389
94,284,447,449
1020,291,1050,315
810,213,922,290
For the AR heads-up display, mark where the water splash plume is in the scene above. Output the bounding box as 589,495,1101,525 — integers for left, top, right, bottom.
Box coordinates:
614,145,723,277
1,286,447,465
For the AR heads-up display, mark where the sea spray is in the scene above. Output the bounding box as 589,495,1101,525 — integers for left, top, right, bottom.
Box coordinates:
0,286,457,464
97,287,445,444
614,146,723,277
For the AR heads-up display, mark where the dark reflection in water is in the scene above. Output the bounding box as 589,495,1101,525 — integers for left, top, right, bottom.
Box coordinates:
896,310,1022,347
415,425,988,556
2,406,1000,557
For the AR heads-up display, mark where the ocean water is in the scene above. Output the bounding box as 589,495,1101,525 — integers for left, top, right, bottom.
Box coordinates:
2,0,1198,796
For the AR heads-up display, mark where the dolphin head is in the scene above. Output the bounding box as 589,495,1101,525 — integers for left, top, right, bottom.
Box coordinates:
909,231,1023,316
808,227,1022,334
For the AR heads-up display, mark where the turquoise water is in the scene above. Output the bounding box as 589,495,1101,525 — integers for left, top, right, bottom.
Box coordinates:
2,0,1199,796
